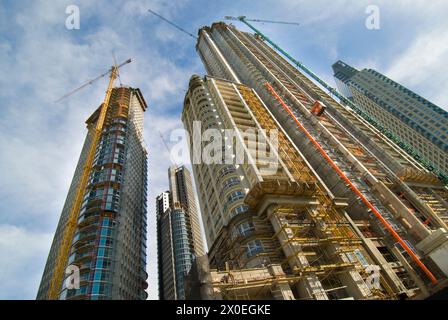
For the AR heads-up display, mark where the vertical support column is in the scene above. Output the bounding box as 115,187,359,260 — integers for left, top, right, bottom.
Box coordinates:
268,265,295,300
266,205,329,300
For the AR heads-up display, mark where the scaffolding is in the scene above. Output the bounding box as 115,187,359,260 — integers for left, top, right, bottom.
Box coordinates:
228,23,441,186
235,83,386,299
213,23,447,287
193,22,448,299
263,81,438,285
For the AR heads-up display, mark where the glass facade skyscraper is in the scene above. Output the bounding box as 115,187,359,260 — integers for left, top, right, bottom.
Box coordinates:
171,208,194,300
332,60,448,175
157,166,205,300
37,87,148,300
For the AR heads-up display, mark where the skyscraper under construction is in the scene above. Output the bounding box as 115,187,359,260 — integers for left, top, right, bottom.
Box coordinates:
181,22,448,300
37,86,149,300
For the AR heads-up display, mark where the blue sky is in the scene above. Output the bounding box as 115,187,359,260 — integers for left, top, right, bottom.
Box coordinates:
0,0,447,300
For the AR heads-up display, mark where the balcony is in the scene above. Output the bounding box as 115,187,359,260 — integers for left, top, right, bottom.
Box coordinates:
77,211,101,226
72,231,98,244
69,250,95,264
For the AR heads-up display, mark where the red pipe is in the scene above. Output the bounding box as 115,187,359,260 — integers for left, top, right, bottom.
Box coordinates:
264,82,438,284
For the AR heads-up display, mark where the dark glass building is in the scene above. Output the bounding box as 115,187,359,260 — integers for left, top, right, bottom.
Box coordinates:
157,166,204,300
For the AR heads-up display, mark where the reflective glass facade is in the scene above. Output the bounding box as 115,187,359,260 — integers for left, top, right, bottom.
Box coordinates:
157,166,205,300
332,60,448,174
37,87,148,300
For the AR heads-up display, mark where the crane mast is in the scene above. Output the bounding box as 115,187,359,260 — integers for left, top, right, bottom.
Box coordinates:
47,60,131,299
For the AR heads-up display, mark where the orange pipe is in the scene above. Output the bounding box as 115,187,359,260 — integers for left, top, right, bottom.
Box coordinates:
264,82,438,284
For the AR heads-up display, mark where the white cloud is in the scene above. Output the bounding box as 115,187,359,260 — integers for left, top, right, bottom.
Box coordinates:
0,225,53,300
386,27,448,109
0,0,446,301
0,0,199,300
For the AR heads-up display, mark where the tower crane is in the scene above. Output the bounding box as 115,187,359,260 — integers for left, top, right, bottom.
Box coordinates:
47,58,132,299
148,10,300,40
225,15,447,187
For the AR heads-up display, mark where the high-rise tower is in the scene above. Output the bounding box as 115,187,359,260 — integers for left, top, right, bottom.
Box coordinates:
157,166,205,300
183,74,382,300
184,22,448,299
332,60,448,175
168,166,205,257
37,87,148,300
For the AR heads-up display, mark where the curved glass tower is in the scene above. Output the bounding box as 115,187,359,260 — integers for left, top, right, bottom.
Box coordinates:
37,87,148,300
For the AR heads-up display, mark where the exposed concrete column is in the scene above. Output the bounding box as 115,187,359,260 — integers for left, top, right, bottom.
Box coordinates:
334,248,373,299
343,212,411,296
391,246,429,298
372,181,432,240
195,255,222,300
265,204,329,300
417,228,448,277
268,265,295,300
200,30,241,83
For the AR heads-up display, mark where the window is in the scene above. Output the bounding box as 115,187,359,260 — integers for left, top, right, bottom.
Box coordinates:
237,221,255,237
92,282,104,295
97,248,105,257
345,252,357,264
66,285,88,298
96,259,104,268
231,205,248,217
354,249,369,267
378,246,397,263
222,176,240,190
227,191,245,203
246,240,263,258
94,271,102,281
219,166,236,178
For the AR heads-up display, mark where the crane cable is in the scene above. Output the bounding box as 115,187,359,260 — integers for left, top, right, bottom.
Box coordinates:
148,8,197,40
